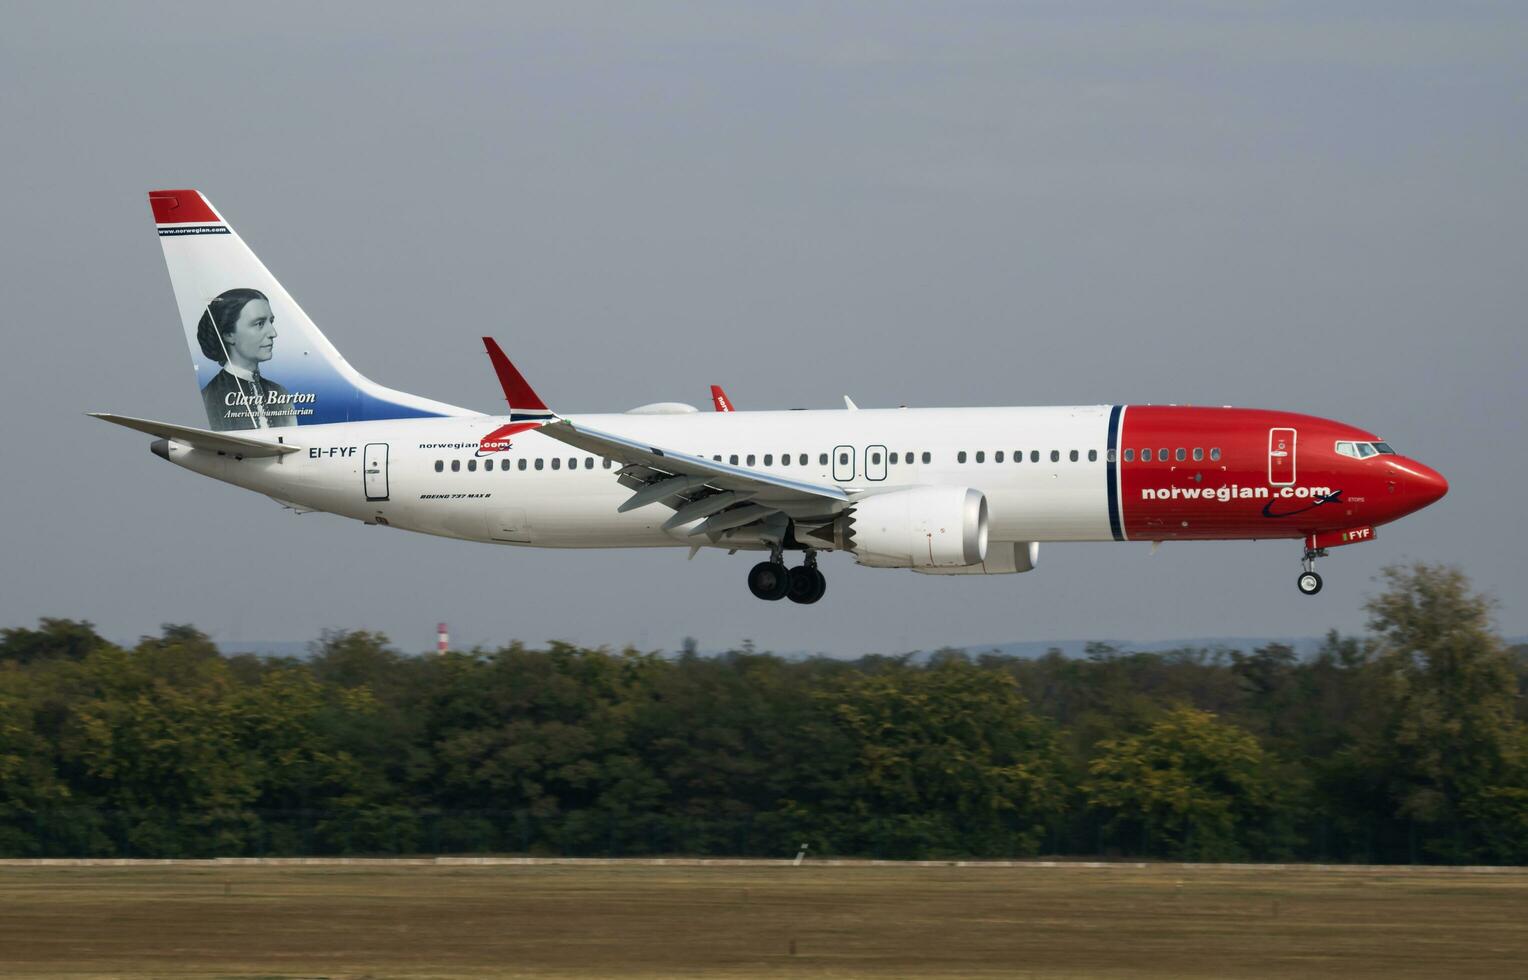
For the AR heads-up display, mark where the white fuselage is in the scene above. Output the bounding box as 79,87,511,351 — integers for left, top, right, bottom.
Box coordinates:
162,406,1117,549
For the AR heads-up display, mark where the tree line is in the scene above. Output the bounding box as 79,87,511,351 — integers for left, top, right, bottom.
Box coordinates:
1,563,1524,863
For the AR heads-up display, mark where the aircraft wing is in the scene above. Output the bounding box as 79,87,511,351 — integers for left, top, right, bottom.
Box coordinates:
481,337,849,540
89,413,301,457
537,417,851,535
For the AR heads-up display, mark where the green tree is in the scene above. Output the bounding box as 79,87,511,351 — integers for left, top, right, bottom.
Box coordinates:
791,659,1066,858
1330,563,1528,862
0,618,107,665
1085,706,1287,860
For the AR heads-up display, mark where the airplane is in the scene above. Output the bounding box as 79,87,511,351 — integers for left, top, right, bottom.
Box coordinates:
93,189,1449,604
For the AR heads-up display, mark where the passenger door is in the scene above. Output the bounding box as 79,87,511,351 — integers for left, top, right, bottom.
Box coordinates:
363,443,390,501
1268,428,1296,486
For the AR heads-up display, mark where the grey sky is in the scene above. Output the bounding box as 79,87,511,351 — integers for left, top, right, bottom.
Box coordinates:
2,2,1523,655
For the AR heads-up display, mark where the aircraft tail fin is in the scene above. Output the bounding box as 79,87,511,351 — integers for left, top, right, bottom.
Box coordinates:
148,189,477,432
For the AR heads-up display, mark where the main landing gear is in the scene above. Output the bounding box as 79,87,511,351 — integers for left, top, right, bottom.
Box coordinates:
1297,547,1327,596
748,550,827,604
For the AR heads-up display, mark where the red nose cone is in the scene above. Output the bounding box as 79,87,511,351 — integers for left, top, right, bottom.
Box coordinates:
1412,461,1449,507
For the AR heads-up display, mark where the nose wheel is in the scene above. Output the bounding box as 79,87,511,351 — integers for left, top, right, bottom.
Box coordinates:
1296,547,1327,596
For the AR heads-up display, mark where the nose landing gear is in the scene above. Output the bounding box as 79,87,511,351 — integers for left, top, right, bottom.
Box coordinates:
1297,547,1327,596
747,549,827,604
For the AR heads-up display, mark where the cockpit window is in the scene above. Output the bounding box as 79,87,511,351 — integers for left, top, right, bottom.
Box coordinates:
1338,440,1396,459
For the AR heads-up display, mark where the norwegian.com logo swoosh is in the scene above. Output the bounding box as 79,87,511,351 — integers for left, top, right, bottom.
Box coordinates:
1262,489,1344,519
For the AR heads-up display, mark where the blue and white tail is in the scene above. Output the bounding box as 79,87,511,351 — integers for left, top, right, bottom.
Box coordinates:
149,189,476,432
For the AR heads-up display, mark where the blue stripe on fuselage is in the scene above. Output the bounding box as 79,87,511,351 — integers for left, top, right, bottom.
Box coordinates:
1106,404,1124,541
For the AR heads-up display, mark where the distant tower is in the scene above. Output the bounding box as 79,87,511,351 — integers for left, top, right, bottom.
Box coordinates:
437,622,449,655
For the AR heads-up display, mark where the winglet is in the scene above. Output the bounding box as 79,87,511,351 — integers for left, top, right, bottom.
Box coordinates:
710,385,734,412
482,338,556,423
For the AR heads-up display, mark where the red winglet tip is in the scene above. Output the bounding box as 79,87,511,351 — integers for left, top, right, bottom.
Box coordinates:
148,189,220,224
482,337,549,412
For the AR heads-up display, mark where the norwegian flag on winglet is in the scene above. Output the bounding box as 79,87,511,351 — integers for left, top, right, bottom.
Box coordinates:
478,338,556,455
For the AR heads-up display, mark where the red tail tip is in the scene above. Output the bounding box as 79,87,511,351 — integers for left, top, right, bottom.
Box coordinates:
148,189,220,224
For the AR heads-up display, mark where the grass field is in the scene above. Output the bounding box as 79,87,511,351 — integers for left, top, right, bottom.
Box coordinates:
0,861,1524,979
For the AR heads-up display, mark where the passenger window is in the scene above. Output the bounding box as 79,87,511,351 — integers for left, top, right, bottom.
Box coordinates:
994,451,1004,463
887,453,896,465
1124,449,1134,462
975,451,985,463
781,454,790,466
800,454,809,465
1030,450,1039,462
747,454,756,466
958,451,968,463
871,451,882,465
1014,451,1022,463
921,452,931,463
519,459,528,471
603,458,613,469
1175,448,1186,462
730,455,739,465
1210,448,1221,461
434,460,443,472
904,452,913,464
468,459,477,472
819,453,828,465
713,454,722,461
585,458,594,469
839,452,849,465
1050,450,1060,463
451,459,460,472
551,458,560,470
1141,449,1151,462
1159,447,1169,461
1069,450,1079,462
1089,449,1098,462
1193,448,1204,461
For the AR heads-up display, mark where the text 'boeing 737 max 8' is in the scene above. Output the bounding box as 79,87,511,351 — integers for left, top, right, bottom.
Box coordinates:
93,190,1449,604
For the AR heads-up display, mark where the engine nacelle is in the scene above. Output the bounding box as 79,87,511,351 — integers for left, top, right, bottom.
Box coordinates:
914,541,1038,575
847,486,988,569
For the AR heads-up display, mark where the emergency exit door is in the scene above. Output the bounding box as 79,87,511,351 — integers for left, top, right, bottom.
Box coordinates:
832,445,855,482
1268,428,1296,486
364,443,390,501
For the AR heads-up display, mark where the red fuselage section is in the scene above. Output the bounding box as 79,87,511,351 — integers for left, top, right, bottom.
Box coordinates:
1116,406,1447,542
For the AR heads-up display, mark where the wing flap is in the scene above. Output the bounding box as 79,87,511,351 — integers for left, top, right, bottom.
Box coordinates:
538,418,850,507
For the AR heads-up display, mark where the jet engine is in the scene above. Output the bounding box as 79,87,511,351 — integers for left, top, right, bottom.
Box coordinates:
830,486,989,569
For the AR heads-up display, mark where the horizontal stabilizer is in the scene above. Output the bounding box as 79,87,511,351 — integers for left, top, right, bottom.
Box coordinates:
89,413,300,457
